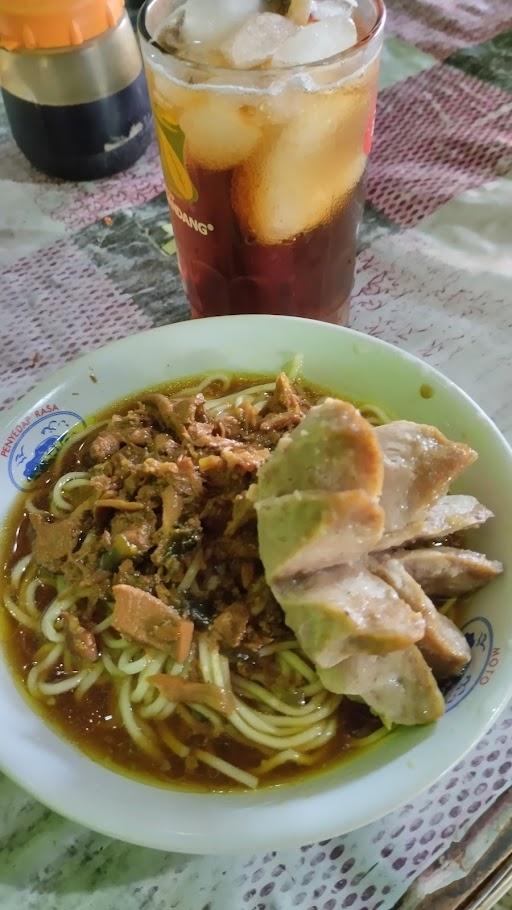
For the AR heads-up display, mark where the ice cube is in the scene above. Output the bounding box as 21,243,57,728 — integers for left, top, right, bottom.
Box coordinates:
179,95,262,169
182,0,262,47
261,84,307,124
155,3,186,51
222,13,297,69
286,85,366,151
272,15,357,66
153,73,203,115
233,133,366,244
232,84,369,244
311,0,357,18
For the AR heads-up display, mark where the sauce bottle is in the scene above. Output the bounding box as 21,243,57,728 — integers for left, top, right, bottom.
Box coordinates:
0,0,153,180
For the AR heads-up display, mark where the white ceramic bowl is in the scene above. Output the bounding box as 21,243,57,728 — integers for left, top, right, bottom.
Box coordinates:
0,315,510,854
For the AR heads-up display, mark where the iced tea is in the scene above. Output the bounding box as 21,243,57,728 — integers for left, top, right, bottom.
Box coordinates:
140,0,384,322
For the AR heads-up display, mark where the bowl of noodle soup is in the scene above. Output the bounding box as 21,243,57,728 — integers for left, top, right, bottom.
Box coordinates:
0,315,511,853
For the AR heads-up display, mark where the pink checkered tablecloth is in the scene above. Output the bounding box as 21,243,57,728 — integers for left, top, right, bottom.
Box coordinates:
0,2,511,908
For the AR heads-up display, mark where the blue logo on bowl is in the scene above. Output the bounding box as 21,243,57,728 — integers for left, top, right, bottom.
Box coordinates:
23,436,61,481
445,617,496,711
6,410,86,492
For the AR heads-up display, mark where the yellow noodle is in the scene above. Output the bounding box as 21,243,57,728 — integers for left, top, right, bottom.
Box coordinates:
136,657,183,716
178,548,203,593
102,630,131,650
190,703,224,731
102,651,124,678
75,663,104,700
233,675,327,717
26,643,63,697
234,700,285,735
41,596,73,642
4,594,39,632
93,613,112,634
10,555,31,591
209,646,227,689
219,655,232,688
34,641,56,661
198,635,213,684
39,671,87,696
302,680,324,697
258,640,299,657
280,650,316,682
157,722,190,758
140,692,175,720
191,373,232,395
131,653,167,703
229,711,328,751
117,647,151,676
23,578,47,617
51,472,90,513
206,646,340,752
352,727,389,748
242,696,341,730
309,717,338,748
118,679,163,761
252,749,314,776
195,749,258,789
277,652,292,679
153,702,177,721
175,704,209,733
203,382,276,416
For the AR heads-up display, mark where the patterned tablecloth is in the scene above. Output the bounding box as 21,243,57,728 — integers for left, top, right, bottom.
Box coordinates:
0,2,511,908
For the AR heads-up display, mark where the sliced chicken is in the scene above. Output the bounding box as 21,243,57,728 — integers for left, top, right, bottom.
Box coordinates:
371,558,471,678
31,508,86,566
319,647,445,727
61,612,98,663
112,584,194,662
259,372,304,431
388,546,503,597
211,602,249,647
144,392,204,440
255,397,383,501
256,489,384,580
374,494,493,551
376,421,476,534
149,675,235,716
273,564,425,669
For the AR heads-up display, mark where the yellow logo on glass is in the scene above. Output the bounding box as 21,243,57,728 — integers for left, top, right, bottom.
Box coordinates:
155,113,197,204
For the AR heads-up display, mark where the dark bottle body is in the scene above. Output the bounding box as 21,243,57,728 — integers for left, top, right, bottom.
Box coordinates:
1,11,152,181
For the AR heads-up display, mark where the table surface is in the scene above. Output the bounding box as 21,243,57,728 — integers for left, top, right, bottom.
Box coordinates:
0,2,511,908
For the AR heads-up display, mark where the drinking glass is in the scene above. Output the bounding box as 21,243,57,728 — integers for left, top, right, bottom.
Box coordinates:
139,0,385,322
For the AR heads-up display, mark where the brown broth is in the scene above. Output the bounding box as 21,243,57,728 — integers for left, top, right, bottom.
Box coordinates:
0,373,383,792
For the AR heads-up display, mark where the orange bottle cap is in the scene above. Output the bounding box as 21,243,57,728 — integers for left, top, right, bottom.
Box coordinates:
0,0,125,51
